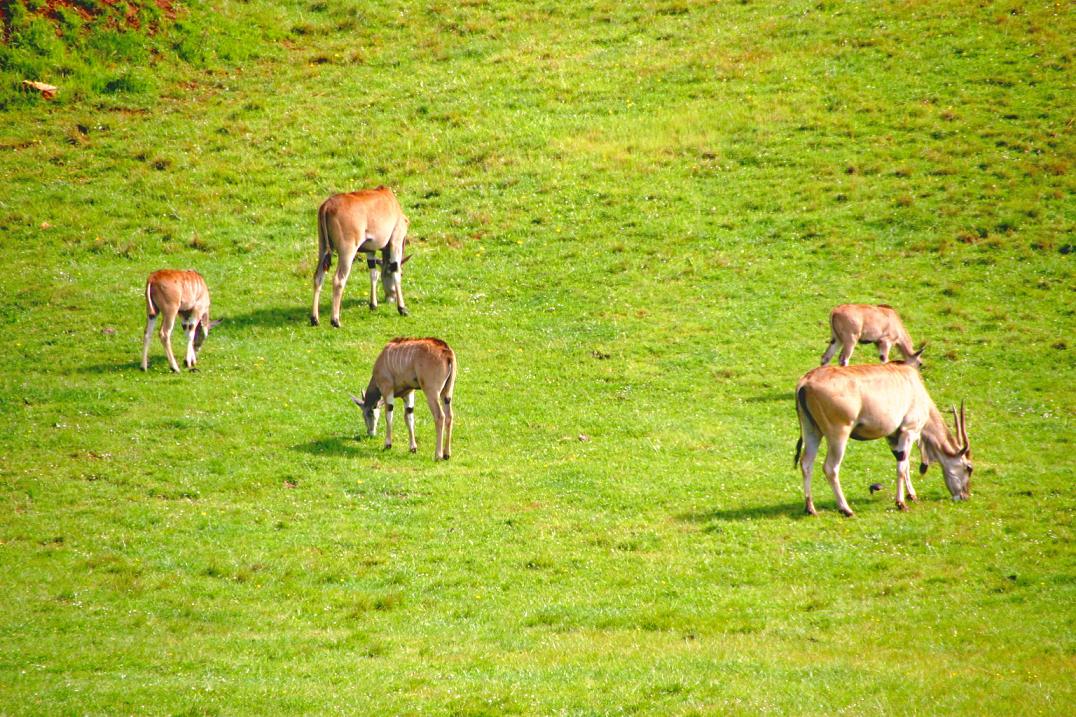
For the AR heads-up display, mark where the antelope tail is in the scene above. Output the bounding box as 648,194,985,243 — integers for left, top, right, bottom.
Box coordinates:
145,282,157,317
444,356,457,397
318,206,332,271
793,386,817,468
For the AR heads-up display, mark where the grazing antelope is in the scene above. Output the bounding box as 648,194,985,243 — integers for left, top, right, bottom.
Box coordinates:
793,358,972,517
141,270,222,373
821,304,917,366
311,186,412,328
351,338,456,460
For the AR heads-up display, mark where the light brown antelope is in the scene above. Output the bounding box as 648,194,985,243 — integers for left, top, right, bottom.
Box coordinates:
821,304,917,366
793,358,972,517
351,338,456,460
141,270,222,373
311,186,411,328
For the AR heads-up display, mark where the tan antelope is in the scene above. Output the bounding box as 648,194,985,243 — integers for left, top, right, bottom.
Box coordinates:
351,337,456,460
821,304,917,366
793,357,972,516
311,186,411,328
141,270,222,373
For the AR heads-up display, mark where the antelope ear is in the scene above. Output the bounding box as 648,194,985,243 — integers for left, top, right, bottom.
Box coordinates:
913,342,927,358
401,254,413,265
351,394,364,408
959,446,970,457
208,319,223,329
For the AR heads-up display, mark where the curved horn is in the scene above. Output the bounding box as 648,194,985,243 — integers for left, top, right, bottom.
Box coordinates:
948,405,963,455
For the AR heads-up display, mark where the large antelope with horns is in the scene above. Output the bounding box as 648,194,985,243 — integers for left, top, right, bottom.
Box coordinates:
793,359,972,516
821,304,917,366
311,186,411,328
141,270,222,373
351,338,456,460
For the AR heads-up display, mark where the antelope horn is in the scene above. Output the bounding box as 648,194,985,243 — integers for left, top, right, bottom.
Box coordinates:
951,402,968,452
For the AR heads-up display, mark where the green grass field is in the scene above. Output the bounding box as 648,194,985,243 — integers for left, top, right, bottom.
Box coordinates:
1,0,1073,714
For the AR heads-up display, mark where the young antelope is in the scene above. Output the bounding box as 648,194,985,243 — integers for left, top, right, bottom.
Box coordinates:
141,270,222,373
352,337,456,460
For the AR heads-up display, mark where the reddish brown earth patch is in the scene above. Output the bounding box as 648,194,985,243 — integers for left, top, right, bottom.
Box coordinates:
1,1,179,41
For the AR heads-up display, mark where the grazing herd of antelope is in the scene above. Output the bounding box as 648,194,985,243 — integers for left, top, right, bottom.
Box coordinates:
140,187,973,512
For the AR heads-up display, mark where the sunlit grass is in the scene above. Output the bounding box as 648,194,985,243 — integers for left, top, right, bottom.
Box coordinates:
0,0,1073,714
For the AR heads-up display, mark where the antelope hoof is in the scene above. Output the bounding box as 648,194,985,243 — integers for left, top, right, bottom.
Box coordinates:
409,445,417,454
170,366,181,374
805,503,818,516
310,315,319,326
331,318,341,328
839,507,855,518
369,301,377,311
896,501,908,512
384,443,392,451
398,306,409,317
443,453,450,460
907,493,918,502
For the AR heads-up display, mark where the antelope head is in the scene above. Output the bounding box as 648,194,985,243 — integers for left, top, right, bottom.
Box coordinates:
902,343,927,370
193,316,224,350
381,254,413,302
351,392,382,437
939,400,973,500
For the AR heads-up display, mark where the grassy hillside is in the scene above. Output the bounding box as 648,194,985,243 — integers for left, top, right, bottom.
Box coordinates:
1,1,1073,714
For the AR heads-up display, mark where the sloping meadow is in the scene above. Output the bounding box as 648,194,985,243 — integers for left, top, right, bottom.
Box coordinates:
0,1,1073,714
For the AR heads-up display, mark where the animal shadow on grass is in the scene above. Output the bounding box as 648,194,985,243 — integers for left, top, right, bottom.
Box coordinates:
292,435,370,457
76,360,148,374
677,501,811,524
228,298,395,330
743,391,788,404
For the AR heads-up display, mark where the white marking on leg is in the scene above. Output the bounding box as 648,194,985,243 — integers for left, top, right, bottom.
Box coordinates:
895,433,915,509
405,391,417,453
383,392,394,449
183,321,196,369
